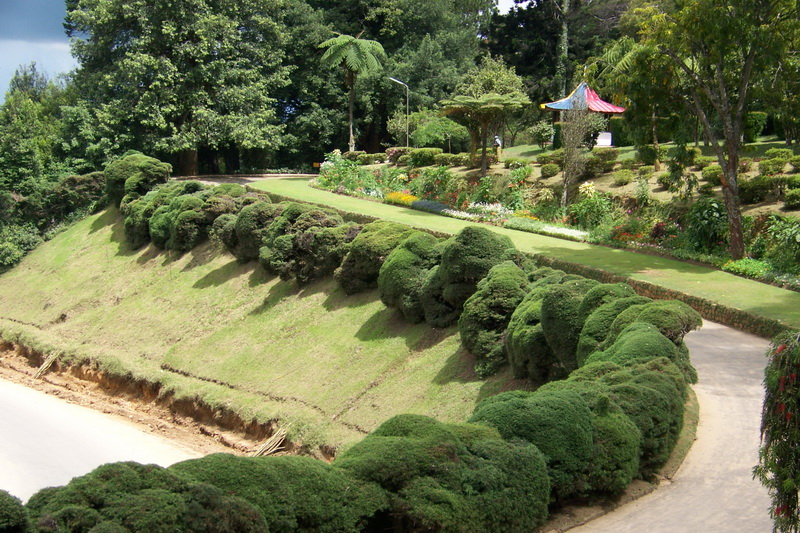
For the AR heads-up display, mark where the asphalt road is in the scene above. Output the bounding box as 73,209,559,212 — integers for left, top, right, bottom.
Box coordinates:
0,378,199,502
575,321,773,533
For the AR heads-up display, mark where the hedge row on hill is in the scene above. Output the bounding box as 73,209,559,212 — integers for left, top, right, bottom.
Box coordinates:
92,165,704,531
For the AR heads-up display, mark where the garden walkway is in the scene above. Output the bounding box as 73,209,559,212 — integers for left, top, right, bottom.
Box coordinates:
244,176,785,532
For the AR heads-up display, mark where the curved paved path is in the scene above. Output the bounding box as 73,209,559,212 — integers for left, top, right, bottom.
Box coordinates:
575,321,772,533
0,378,199,501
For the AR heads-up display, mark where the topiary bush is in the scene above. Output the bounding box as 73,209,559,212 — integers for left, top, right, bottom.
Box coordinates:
335,221,417,295
576,295,652,366
230,199,279,261
290,223,362,285
105,152,171,207
505,287,558,382
469,388,594,501
171,453,385,533
785,189,800,210
540,279,599,375
378,232,443,323
26,461,267,533
760,158,787,177
336,414,551,532
613,169,635,186
408,148,444,167
540,163,560,178
458,261,530,377
702,164,723,186
585,322,682,368
0,489,30,533
636,145,667,166
421,227,516,327
692,156,716,171
605,299,702,346
765,148,794,163
739,175,773,204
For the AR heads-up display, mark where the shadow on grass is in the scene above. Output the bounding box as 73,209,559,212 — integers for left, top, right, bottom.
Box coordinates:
322,286,377,311
194,258,254,289
89,207,119,233
180,242,219,272
432,346,481,385
249,277,296,315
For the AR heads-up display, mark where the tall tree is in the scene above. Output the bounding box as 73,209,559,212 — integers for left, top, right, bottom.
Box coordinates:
320,33,385,152
442,56,529,175
66,0,290,175
639,0,799,260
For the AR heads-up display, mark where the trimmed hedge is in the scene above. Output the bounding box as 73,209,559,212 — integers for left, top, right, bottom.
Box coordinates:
576,295,653,366
469,389,594,501
505,287,556,382
459,261,530,377
540,163,560,178
335,414,551,532
231,200,280,261
171,453,385,533
26,462,267,533
105,152,171,207
335,221,417,295
378,232,443,323
409,148,444,167
540,279,599,375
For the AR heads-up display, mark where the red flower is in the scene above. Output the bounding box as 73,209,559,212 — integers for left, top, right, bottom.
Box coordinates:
776,344,788,354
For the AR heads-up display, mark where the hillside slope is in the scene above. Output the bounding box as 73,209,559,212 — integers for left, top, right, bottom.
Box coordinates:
0,208,521,450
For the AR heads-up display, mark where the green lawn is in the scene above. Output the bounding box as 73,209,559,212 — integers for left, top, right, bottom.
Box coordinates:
253,178,800,330
0,208,521,451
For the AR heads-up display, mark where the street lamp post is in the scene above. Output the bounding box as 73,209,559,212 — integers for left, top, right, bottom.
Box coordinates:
388,77,409,147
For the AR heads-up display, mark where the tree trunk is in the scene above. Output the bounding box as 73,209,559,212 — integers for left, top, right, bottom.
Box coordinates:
176,149,198,176
348,85,356,152
721,169,745,259
480,122,489,177
555,0,570,99
652,111,661,172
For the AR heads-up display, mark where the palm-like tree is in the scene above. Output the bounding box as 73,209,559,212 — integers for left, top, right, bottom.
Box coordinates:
320,32,384,152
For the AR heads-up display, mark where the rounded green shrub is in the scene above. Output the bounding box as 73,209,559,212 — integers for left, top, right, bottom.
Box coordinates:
540,279,599,374
540,163,560,178
765,148,794,162
577,283,638,322
104,153,172,207
336,414,551,532
692,156,716,171
702,164,723,186
172,209,207,251
605,300,702,346
0,489,30,533
291,223,362,285
335,221,417,295
785,189,800,210
378,231,443,323
210,213,238,249
470,389,594,500
420,265,461,328
576,296,652,366
409,148,444,167
232,200,279,261
458,261,530,377
504,288,555,382
26,461,267,533
438,227,516,311
172,453,384,533
613,169,635,186
760,158,787,176
586,322,681,369
790,155,800,173
740,175,773,204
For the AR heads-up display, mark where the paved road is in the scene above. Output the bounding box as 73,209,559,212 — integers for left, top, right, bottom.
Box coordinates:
0,378,199,501
574,321,773,533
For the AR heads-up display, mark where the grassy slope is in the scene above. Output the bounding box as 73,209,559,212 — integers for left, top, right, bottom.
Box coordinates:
0,208,520,450
254,178,800,329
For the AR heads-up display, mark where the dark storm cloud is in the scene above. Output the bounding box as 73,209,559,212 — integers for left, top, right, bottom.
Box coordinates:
0,0,69,43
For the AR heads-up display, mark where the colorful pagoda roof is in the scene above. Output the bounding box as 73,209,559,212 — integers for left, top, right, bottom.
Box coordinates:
540,82,625,113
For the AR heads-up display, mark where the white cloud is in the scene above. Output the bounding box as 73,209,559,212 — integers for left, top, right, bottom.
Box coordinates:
497,0,518,14
0,39,77,101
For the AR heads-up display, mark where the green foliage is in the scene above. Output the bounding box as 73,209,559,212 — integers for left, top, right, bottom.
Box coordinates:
608,117,632,147
0,224,43,270
702,164,723,185
790,156,800,173
408,148,443,167
290,223,362,286
785,189,800,210
231,200,278,261
335,221,416,295
505,288,556,382
587,322,682,369
378,231,442,323
529,121,555,150
683,196,728,252
693,156,716,171
606,300,703,345
765,149,795,163
503,157,529,170
744,112,768,143
635,145,667,166
26,461,267,533
613,169,635,186
336,414,550,532
424,226,516,326
316,152,382,195
721,258,773,279
172,453,385,533
576,296,653,366
0,490,30,533
469,388,594,500
409,166,453,203
540,279,599,375
458,261,529,377
540,163,560,178
104,153,171,207
569,189,614,230
739,175,773,204
537,149,564,167
755,332,800,532
760,158,788,177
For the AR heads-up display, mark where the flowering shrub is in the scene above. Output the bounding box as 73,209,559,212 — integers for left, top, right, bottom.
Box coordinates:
384,191,418,206
755,332,800,532
316,151,382,196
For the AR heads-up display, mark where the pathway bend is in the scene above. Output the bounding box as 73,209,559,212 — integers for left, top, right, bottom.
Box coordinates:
574,321,772,533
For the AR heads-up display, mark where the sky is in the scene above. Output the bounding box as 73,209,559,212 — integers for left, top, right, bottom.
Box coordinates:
0,0,519,103
0,0,76,101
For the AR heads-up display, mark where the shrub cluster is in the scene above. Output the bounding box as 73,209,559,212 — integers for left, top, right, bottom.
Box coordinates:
105,151,171,207
408,148,443,167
